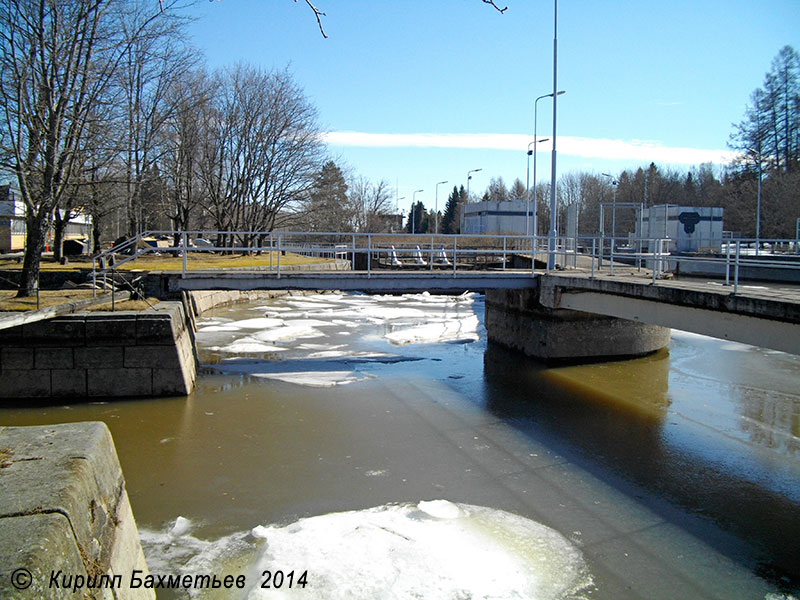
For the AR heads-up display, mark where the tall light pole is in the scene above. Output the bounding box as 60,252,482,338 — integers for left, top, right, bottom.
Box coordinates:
464,169,482,233
525,141,535,236
412,189,423,234
532,136,550,237
534,89,563,239
396,197,405,232
547,0,560,271
435,180,448,234
601,173,619,238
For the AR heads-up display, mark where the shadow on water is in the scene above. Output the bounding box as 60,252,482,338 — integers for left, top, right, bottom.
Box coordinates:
481,342,800,592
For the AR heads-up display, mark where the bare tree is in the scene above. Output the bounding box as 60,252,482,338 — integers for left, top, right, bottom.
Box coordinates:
348,177,395,233
198,65,324,245
115,2,196,235
0,0,185,296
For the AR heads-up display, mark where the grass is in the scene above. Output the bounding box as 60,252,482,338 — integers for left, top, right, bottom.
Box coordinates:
0,289,158,312
0,250,328,273
0,250,331,312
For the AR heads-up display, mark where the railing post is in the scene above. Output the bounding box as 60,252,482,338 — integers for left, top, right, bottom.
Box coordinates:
277,233,282,279
352,234,356,270
269,232,273,270
92,260,96,299
367,234,372,277
181,231,188,275
453,236,457,278
430,236,434,271
610,236,615,276
503,236,507,270
725,240,731,286
591,238,596,278
733,240,740,295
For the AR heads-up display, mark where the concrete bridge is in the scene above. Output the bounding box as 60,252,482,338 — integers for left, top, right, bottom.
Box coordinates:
153,266,800,358
95,230,800,360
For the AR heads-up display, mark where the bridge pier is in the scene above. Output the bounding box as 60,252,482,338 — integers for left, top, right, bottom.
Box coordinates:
485,288,671,362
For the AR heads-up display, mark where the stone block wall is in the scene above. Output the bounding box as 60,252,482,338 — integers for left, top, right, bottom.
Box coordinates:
0,302,196,399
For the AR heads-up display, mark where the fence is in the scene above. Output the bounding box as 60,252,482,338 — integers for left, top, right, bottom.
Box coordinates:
92,230,800,296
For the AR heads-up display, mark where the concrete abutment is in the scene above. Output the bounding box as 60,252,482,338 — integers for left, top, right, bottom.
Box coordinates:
0,422,154,600
485,288,671,361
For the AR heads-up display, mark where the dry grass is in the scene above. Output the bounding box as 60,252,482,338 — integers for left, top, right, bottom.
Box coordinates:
0,289,97,311
0,289,161,312
0,251,327,273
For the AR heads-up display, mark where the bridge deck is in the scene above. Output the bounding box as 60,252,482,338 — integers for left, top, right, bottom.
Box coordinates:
164,269,539,293
161,265,800,354
541,268,800,354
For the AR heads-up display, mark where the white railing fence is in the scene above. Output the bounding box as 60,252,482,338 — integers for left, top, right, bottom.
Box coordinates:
91,230,800,297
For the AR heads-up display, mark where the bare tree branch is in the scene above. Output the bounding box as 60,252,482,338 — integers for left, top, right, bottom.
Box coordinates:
296,0,327,38
481,0,508,13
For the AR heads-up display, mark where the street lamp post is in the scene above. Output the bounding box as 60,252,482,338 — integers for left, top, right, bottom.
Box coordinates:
435,180,448,234
533,89,563,239
526,141,534,236
532,136,550,238
547,0,559,271
464,169,482,233
412,189,424,234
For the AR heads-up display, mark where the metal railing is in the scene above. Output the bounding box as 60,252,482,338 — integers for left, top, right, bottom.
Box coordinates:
91,230,800,296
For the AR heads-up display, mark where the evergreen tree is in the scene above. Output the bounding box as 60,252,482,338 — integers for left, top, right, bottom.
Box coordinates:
306,161,352,231
406,201,428,234
440,185,465,234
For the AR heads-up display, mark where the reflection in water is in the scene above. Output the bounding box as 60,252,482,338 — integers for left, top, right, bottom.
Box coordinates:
1,292,799,598
482,341,800,586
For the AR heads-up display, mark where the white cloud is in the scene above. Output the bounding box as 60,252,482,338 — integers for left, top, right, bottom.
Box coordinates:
321,131,738,166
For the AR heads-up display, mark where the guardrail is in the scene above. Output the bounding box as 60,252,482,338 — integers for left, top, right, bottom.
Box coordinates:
91,230,800,296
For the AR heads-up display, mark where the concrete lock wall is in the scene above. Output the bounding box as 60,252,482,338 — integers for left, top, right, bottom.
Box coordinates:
0,422,154,600
0,301,196,399
485,288,671,361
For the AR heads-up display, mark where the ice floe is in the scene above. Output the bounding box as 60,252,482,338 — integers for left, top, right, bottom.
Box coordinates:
139,502,592,600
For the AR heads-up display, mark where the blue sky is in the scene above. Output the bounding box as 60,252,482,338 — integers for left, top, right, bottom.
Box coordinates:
186,1,799,215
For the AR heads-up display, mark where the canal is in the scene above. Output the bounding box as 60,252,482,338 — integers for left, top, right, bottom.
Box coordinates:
1,291,798,599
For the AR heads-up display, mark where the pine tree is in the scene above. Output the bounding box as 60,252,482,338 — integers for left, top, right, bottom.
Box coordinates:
440,186,464,234
306,161,352,231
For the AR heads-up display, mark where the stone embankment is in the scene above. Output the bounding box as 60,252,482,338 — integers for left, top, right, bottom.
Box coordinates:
0,301,196,399
0,422,154,600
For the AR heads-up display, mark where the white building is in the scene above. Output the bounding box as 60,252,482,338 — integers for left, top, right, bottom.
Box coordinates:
462,200,532,235
1,181,93,253
0,182,26,251
637,204,723,253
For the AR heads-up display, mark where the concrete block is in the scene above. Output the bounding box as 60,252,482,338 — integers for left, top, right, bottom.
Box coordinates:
23,317,85,347
1,346,34,370
124,345,177,369
152,367,192,396
35,347,74,369
0,369,51,397
84,315,138,345
0,323,23,345
74,346,124,369
51,369,87,397
88,368,152,397
0,513,89,600
0,423,154,600
135,314,176,345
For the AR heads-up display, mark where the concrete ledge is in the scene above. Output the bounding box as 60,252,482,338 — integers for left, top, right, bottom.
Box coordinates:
0,302,196,399
485,288,671,361
0,422,153,600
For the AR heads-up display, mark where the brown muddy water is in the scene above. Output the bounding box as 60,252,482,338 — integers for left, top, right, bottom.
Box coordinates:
1,292,798,600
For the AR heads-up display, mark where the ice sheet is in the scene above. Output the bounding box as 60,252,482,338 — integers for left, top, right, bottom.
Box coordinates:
139,502,592,600
252,370,375,387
